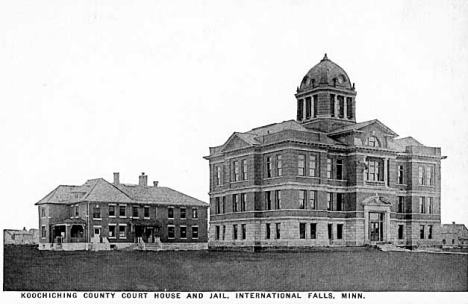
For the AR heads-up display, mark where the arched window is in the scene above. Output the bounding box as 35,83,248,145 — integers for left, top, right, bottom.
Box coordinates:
367,136,380,147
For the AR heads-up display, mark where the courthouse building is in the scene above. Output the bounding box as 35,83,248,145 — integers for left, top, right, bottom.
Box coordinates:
205,54,444,250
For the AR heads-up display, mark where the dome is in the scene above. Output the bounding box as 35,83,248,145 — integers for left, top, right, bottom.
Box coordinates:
299,54,353,90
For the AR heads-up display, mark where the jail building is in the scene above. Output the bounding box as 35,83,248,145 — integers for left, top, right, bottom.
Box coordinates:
204,54,444,250
36,172,208,251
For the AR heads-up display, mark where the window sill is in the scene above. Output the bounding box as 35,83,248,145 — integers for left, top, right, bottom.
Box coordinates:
108,237,116,239
119,216,127,219
109,215,116,218
132,217,139,219
93,218,102,221
144,217,150,220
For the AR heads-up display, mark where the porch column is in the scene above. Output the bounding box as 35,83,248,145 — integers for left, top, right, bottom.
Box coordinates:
385,211,391,242
65,225,71,243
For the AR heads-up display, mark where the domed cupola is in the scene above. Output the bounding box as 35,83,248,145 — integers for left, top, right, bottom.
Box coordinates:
295,54,357,127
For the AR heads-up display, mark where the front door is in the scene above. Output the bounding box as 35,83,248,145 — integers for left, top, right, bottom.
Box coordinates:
94,228,101,238
369,212,384,242
146,227,154,243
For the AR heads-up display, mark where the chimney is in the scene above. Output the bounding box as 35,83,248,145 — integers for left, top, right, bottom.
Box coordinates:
153,181,159,187
139,172,148,187
113,172,120,185
452,221,456,225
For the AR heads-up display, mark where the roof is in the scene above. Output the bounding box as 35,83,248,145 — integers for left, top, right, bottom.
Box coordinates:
118,185,207,207
299,54,353,91
441,223,468,234
249,120,308,136
36,177,207,207
328,119,398,137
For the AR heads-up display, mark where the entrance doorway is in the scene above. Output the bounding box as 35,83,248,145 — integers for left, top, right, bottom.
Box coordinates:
94,227,101,237
369,212,384,242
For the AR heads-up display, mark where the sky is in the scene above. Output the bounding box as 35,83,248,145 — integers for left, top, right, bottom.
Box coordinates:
1,0,467,232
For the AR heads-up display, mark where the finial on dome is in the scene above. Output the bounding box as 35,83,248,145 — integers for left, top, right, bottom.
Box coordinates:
322,53,329,61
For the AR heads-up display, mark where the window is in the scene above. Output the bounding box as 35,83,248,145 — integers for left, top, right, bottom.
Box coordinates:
313,95,318,117
93,206,101,219
299,223,306,239
427,198,433,214
41,226,46,238
276,155,283,176
109,226,116,238
222,197,226,214
119,225,126,238
398,225,404,240
241,224,246,240
241,159,248,180
275,190,281,209
192,226,198,239
336,159,343,180
215,226,220,240
310,223,317,239
240,193,246,212
75,205,79,217
309,190,316,209
109,205,115,217
367,159,383,181
168,226,175,239
222,225,226,240
216,166,222,185
233,225,238,240
144,206,150,218
326,158,332,178
180,226,187,239
428,225,433,239
309,154,317,177
266,223,271,239
168,207,174,219
266,157,272,178
233,194,239,212
132,206,138,218
330,94,335,117
180,208,186,219
328,224,333,240
397,165,404,184
265,191,272,210
327,193,333,211
337,96,344,118
119,206,126,217
192,208,198,219
398,197,404,213
299,190,306,209
41,207,46,218
305,97,311,119
233,161,240,181
297,99,304,121
337,224,343,239
298,154,306,176
216,197,221,214
336,193,344,211
443,239,446,244
419,197,425,213
418,166,425,185
275,223,281,239
346,97,353,119
426,166,433,185
420,225,425,239
368,136,380,147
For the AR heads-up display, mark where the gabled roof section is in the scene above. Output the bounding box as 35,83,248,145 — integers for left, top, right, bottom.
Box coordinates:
81,179,133,203
220,132,259,152
328,119,398,137
118,185,207,207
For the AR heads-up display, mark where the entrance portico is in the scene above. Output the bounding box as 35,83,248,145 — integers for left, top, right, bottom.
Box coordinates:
362,195,392,244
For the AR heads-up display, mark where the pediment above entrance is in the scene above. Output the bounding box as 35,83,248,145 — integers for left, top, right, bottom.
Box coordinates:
362,195,392,206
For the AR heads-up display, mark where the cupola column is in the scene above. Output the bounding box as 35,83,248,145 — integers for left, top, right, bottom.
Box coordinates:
343,97,348,120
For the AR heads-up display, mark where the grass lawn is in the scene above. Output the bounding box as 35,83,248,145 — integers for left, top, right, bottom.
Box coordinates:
3,245,467,291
